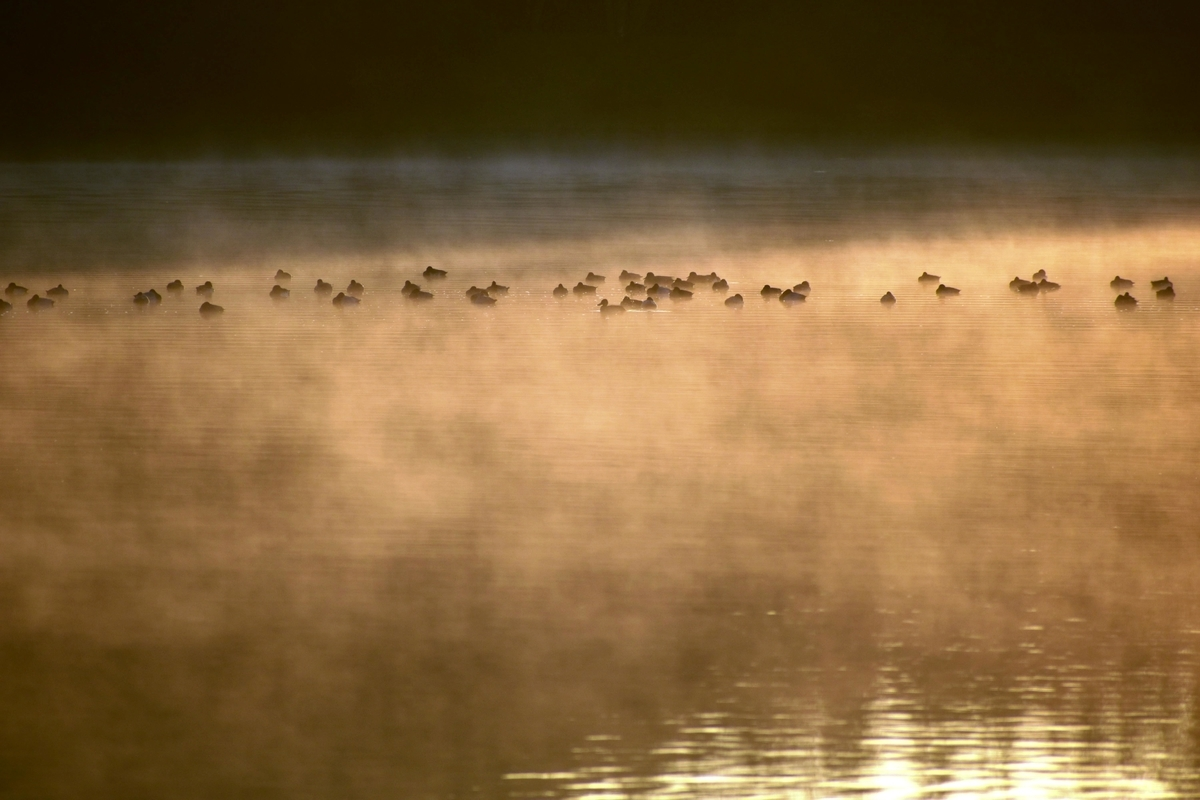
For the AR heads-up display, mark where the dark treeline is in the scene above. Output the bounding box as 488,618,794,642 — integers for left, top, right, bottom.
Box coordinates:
3,0,1199,157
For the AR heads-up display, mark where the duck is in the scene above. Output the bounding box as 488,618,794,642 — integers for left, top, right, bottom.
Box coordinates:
625,281,646,294
644,273,673,286
1157,285,1176,300
687,271,720,285
133,292,149,305
315,279,333,294
598,298,624,315
619,270,643,282
1010,277,1035,292
669,287,693,301
880,291,896,305
4,282,27,297
46,284,69,298
1114,292,1137,309
553,284,569,298
1110,276,1134,290
0,299,11,315
408,289,434,301
1037,279,1061,293
585,272,606,285
401,280,420,297
918,271,940,284
166,280,184,293
724,293,744,308
793,281,811,295
487,281,509,296
647,284,671,299
274,269,291,281
465,285,487,298
935,284,960,297
1017,280,1041,296
761,285,783,298
620,296,644,310
346,280,365,296
470,292,497,306
1032,269,1048,281
199,301,224,317
779,289,806,305
642,297,658,310
712,278,729,292
27,294,54,311
269,285,290,299
672,278,695,291
572,282,597,296
196,281,214,297
332,292,360,307
1151,277,1173,291
423,266,448,279
137,289,162,304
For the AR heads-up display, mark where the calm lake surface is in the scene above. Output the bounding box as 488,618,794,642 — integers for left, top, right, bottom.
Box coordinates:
1,154,1199,798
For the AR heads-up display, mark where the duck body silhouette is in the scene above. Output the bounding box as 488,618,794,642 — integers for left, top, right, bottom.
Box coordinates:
647,284,671,299
274,269,291,281
598,299,624,315
619,270,643,282
0,299,11,315
46,284,69,298
793,281,811,295
470,292,497,306
269,285,290,299
408,289,434,301
315,279,333,294
625,281,646,294
880,291,896,305
1114,292,1137,309
27,294,54,311
1038,279,1061,293
196,281,214,297
725,293,744,308
487,281,509,297
761,285,782,298
332,292,360,307
779,289,806,305
688,271,720,285
1151,277,1173,291
620,296,644,310
553,284,569,298
572,282,597,296
199,301,224,317
1110,276,1134,290
644,273,674,286
401,280,420,297
918,272,940,284
712,279,729,292
669,287,693,301
672,278,695,291
936,284,960,297
1157,285,1176,300
465,286,486,298
1017,281,1041,296
1010,277,1035,292
133,289,162,305
346,280,365,296
585,272,606,285
1032,269,1048,281
423,266,447,279
4,282,27,297
166,280,184,294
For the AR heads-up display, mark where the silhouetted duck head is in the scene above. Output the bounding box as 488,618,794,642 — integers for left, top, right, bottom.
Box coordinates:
401,280,419,296
642,297,657,310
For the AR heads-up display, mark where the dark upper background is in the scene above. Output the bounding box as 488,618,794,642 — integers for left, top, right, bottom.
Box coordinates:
3,0,1199,158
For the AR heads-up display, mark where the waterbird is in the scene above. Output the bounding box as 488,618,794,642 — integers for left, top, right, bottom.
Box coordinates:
1032,269,1047,281
46,284,69,298
725,294,744,308
880,292,896,305
347,280,365,296
936,284,960,297
669,287,693,301
779,289,806,305
644,273,673,286
1157,285,1176,300
1010,277,1035,292
585,272,606,285
918,272,940,284
27,294,54,311
423,266,448,279
572,282,597,296
1151,277,1173,291
553,284,569,298
0,299,11,315
199,301,224,317
332,292,360,307
465,286,486,298
688,271,720,285
793,281,811,295
647,284,671,299
274,269,291,281
408,289,434,301
712,279,729,292
134,289,162,305
1110,276,1134,290
471,292,497,306
1017,280,1041,296
672,278,695,291
1115,292,1137,309
166,280,184,293
269,285,290,299
598,298,624,315
642,297,657,310
1037,279,1061,293
761,285,783,298
625,281,646,294
401,280,419,297
620,296,643,310
315,279,333,294
196,281,214,297
5,283,27,296
619,270,643,282
487,281,509,296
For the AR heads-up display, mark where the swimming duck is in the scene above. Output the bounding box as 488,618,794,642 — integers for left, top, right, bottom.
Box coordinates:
598,298,624,315
1157,285,1176,300
1017,280,1041,296
918,272,940,284
27,294,54,310
642,297,657,310
935,284,960,297
1115,292,1137,309
1010,277,1035,292
553,284,569,298
1110,276,1134,290
136,289,162,304
712,279,729,292
619,270,643,282
779,289,806,305
572,282,597,296
672,278,695,291
423,266,448,279
1037,279,1061,293
470,292,497,306
166,280,184,293
585,272,606,285
487,281,509,296
5,282,27,297
1032,269,1047,281
465,286,487,298
347,280,365,296
620,296,644,310
647,284,671,299
332,292,360,307
401,280,419,297
725,293,744,308
1151,277,1173,291
199,301,224,317
408,289,434,301
269,285,290,299
688,271,720,285
880,291,896,305
46,284,69,298
793,281,811,295
761,285,783,298
274,269,291,281
315,279,333,294
625,281,646,294
196,281,214,297
669,287,693,301
0,299,11,315
644,273,673,286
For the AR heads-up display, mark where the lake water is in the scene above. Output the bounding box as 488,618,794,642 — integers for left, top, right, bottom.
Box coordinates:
1,154,1199,798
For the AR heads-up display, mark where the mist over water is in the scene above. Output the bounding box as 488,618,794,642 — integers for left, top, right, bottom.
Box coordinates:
1,154,1198,798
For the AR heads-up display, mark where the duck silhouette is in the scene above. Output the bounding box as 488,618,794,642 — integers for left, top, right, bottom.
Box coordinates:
598,298,624,315
620,296,643,310
585,272,606,285
779,289,806,305
572,282,597,296
274,269,291,281
4,282,27,297
669,287,693,301
936,284,960,297
644,273,673,286
880,291,896,305
1115,292,1137,309
315,279,333,294
346,280,365,296
647,284,671,299
688,271,720,285
793,281,811,295
135,289,162,305
672,278,695,291
625,281,646,294
1110,276,1134,290
1010,277,1035,292
725,293,744,308
166,280,184,293
1037,279,1061,293
1032,269,1047,281
1151,277,1173,291
712,279,729,292
199,301,224,317
471,292,497,306
423,266,448,279
553,284,569,298
46,284,69,298
196,281,214,297
918,272,940,284
27,294,54,310
401,280,420,297
642,297,658,310
1157,285,1176,300
269,285,290,299
761,285,782,298
0,299,11,315
487,281,509,296
1017,280,1041,296
408,289,434,301
332,292,360,307
619,270,643,282
465,286,486,298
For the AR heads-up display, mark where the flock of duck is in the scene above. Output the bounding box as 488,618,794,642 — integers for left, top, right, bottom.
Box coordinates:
0,266,1180,317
